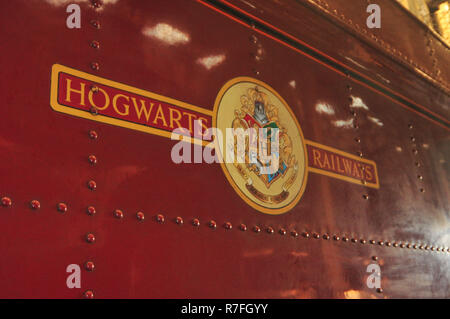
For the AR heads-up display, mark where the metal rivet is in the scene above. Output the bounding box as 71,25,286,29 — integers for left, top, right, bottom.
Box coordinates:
87,180,97,191
86,233,96,244
370,240,376,244
407,244,412,249
376,288,383,293
393,242,399,247
410,136,416,142
355,137,361,143
420,188,425,193
1,196,12,207
90,20,100,29
372,256,378,261
333,235,340,241
313,233,320,239
89,106,98,116
175,216,183,225
412,149,418,155
417,175,423,180
415,162,421,167
323,234,330,240
136,211,145,221
85,261,95,272
342,236,349,242
400,243,406,248
30,200,40,210
90,40,100,49
87,206,96,216
88,155,98,165
192,218,200,227
57,202,68,213
209,220,217,229
253,226,261,233
254,69,260,76
266,227,274,234
351,238,357,243
362,194,369,200
90,62,100,71
156,214,165,224
386,241,391,247
114,209,124,219
90,86,99,93
92,0,101,9
240,224,247,231
357,151,363,158
84,290,94,299
360,239,366,244
378,241,384,246
408,123,413,129
250,35,258,43
224,222,232,230
413,244,418,249
89,130,98,140
279,228,287,236
419,245,424,250
291,230,299,238
303,232,310,238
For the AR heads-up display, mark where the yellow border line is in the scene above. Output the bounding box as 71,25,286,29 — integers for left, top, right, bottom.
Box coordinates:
305,139,380,189
50,64,212,146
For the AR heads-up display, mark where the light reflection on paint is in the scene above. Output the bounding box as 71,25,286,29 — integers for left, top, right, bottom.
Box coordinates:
376,73,391,84
197,54,226,70
368,116,384,127
332,118,354,128
345,57,368,70
45,0,118,6
422,143,430,149
142,23,190,45
344,289,362,299
243,248,274,258
289,80,296,88
395,146,403,152
315,102,335,115
239,0,257,9
290,251,308,257
350,96,369,110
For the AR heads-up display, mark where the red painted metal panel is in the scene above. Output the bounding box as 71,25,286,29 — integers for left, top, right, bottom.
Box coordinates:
0,0,448,298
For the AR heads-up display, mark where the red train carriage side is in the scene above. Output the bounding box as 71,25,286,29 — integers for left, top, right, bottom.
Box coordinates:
0,0,449,298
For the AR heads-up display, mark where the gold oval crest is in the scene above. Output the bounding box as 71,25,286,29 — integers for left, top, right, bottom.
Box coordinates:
213,77,308,215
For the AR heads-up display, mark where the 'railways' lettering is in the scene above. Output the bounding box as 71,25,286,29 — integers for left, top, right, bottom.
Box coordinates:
308,143,378,186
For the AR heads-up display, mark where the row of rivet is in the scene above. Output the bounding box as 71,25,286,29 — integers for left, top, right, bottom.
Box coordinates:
347,83,369,200
425,31,442,79
1,199,449,254
307,0,450,93
250,33,261,76
408,123,426,193
83,1,102,299
85,129,99,300
111,211,450,253
371,255,383,294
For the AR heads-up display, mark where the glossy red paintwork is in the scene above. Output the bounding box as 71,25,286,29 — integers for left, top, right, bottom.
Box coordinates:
0,0,449,298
